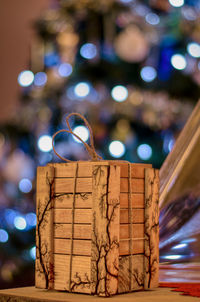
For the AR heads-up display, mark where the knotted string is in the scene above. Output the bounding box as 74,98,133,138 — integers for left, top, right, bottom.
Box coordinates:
52,113,103,162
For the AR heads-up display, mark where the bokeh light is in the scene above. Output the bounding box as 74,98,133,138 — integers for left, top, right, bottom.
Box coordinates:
72,126,89,143
137,144,152,160
14,216,27,231
0,229,9,243
171,54,187,70
38,135,53,152
111,85,128,102
18,178,32,193
140,66,157,82
109,140,125,158
30,246,36,260
187,42,200,58
74,82,90,98
172,243,187,249
58,63,73,77
18,70,34,87
145,13,160,25
162,255,183,260
25,213,36,227
168,0,184,8
80,43,97,59
34,72,47,86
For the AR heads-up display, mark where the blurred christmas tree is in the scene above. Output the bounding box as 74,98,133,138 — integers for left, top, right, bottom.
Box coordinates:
0,0,200,288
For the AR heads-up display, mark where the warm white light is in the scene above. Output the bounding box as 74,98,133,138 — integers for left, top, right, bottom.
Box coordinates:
168,0,184,8
18,178,32,193
18,70,34,87
80,43,97,59
58,63,73,77
74,82,90,98
137,144,152,160
163,255,183,260
0,229,9,243
34,72,47,86
72,126,89,143
187,42,200,58
38,135,52,152
111,85,128,102
145,13,160,25
14,216,27,230
171,54,187,70
140,66,157,82
172,243,187,250
109,141,125,158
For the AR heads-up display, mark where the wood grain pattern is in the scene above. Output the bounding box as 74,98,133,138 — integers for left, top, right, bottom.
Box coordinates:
118,255,144,293
54,254,91,293
120,209,144,224
35,166,55,290
0,286,190,302
119,240,144,255
35,162,159,296
54,238,91,256
54,193,92,209
49,162,152,178
120,179,144,193
91,165,120,296
54,223,91,239
54,178,145,194
120,224,144,239
54,178,92,193
120,193,144,209
144,168,159,289
54,209,92,224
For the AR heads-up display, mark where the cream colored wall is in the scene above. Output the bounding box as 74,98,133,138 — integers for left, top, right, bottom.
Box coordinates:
0,0,50,122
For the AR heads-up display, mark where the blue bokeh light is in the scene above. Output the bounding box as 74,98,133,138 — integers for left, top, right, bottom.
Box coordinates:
4,209,18,227
18,70,34,87
145,13,160,25
45,52,59,67
19,178,32,193
26,213,37,227
58,63,73,77
34,72,47,87
0,229,9,243
140,66,157,82
30,246,36,260
80,43,97,59
137,144,152,160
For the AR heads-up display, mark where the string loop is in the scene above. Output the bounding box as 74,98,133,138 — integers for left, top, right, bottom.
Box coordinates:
52,113,103,162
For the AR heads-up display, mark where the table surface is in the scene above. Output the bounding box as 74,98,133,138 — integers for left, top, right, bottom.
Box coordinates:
0,286,197,302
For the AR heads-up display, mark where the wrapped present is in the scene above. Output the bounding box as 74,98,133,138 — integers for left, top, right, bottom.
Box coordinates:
35,113,159,296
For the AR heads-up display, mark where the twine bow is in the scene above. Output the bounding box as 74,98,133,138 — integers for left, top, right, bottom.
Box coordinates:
52,113,103,162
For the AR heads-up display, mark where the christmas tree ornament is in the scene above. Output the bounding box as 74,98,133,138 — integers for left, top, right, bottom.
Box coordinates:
114,25,149,62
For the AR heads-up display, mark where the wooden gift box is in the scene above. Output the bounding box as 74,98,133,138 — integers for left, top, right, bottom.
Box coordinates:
35,161,159,296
